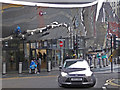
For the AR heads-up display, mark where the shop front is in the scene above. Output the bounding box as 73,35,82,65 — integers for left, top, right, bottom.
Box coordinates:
2,39,25,72
26,37,73,70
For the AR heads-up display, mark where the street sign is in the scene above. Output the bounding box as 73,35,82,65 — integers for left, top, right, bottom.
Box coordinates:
39,11,43,16
59,41,63,47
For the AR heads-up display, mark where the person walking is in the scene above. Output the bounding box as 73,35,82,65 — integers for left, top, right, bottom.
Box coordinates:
97,53,100,65
73,54,77,59
37,57,41,74
64,53,71,63
38,52,42,60
89,55,92,67
43,53,46,62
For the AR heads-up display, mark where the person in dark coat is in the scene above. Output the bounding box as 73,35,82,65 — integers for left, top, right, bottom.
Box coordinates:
43,53,46,62
64,53,71,63
38,52,42,60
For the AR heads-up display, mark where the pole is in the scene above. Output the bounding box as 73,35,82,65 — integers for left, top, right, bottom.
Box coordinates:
76,34,78,58
111,35,113,72
61,49,63,66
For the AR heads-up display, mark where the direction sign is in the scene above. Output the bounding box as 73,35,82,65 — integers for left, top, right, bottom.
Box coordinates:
59,41,63,47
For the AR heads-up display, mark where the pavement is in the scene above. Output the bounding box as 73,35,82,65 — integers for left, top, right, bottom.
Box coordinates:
2,64,120,79
91,64,120,73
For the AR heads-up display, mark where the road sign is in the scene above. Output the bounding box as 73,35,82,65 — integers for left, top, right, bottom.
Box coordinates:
59,41,63,47
39,11,43,16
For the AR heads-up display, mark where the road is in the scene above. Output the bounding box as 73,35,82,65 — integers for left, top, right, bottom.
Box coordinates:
2,71,120,89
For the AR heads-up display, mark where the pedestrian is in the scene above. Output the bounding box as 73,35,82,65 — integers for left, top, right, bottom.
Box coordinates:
38,52,42,60
29,59,37,74
79,54,83,59
89,55,92,66
64,53,71,63
73,54,77,59
101,53,105,67
97,53,100,65
10,55,14,69
37,57,41,74
43,53,46,62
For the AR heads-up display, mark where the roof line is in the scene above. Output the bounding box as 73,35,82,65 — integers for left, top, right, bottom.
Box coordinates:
0,0,98,8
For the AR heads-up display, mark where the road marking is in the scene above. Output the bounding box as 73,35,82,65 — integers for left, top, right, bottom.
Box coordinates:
106,79,120,87
104,83,108,86
1,75,57,80
0,4,24,13
102,86,107,90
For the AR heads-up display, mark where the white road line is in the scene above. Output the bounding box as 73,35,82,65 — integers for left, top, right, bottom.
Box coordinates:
102,86,107,90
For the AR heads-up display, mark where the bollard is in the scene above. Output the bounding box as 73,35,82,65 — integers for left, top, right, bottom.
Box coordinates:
2,62,6,75
19,62,22,74
47,61,51,72
99,57,102,68
94,57,97,68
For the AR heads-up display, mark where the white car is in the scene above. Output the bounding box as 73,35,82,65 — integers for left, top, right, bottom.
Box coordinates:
58,59,96,87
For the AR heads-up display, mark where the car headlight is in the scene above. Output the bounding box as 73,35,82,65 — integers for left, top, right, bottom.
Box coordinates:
61,72,68,77
85,71,93,77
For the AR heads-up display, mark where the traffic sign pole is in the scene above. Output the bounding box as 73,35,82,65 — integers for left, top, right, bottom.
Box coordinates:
59,40,63,66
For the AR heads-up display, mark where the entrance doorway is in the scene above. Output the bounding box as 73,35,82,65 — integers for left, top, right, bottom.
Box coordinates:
37,49,47,69
31,49,37,59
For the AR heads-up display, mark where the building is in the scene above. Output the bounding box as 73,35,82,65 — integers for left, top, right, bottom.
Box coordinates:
2,5,87,72
109,0,120,19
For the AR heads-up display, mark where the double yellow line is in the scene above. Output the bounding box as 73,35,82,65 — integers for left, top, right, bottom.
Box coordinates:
106,79,120,87
108,55,113,62
1,75,57,80
0,4,24,13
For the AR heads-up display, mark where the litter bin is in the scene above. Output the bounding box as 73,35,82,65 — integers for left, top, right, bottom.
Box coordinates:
47,61,51,72
19,62,22,74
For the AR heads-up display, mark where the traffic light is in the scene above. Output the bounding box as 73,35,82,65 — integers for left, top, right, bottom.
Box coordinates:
74,42,77,50
113,35,116,49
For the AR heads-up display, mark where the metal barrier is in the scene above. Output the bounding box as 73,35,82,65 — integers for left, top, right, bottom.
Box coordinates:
19,62,22,74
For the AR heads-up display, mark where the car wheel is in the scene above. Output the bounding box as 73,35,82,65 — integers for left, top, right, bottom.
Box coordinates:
58,82,63,87
90,76,96,87
58,77,63,87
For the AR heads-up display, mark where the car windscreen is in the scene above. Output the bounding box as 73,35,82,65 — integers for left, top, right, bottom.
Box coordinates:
63,60,89,69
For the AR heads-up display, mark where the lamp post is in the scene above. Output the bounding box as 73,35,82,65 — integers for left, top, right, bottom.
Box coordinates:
110,33,113,72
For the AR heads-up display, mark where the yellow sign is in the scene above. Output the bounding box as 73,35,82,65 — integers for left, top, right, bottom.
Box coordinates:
108,55,112,62
110,58,112,62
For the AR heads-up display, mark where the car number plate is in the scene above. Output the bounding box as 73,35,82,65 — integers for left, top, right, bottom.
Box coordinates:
71,78,82,81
